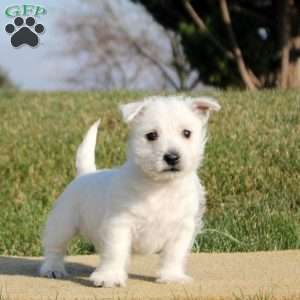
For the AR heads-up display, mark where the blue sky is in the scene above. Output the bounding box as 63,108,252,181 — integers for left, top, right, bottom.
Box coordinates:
0,0,79,90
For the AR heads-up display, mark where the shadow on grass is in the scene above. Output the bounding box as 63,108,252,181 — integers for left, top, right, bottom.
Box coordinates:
0,256,156,287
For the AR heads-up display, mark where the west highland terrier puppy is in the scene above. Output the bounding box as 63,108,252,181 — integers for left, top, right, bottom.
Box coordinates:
40,96,220,287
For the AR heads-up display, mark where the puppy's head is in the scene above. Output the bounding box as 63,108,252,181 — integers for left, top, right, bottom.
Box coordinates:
120,96,220,181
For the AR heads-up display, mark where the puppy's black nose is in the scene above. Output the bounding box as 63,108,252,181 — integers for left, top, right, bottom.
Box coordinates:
163,151,180,166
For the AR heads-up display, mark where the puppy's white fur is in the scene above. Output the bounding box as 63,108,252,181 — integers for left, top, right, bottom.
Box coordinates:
40,96,220,287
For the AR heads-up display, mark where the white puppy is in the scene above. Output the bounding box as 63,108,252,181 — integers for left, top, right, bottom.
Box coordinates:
40,96,220,287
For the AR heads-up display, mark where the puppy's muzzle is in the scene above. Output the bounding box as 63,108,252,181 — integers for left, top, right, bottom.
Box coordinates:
163,151,180,166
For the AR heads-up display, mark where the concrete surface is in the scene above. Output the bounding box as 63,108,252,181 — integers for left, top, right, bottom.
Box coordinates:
0,251,300,299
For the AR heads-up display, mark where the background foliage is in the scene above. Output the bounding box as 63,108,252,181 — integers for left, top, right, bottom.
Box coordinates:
0,69,12,88
132,0,300,89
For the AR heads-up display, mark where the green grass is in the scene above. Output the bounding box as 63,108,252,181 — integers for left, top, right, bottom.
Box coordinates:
0,89,299,256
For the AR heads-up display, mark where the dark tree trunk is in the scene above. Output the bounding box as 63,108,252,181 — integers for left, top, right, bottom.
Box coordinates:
278,0,290,88
219,0,257,90
287,2,300,87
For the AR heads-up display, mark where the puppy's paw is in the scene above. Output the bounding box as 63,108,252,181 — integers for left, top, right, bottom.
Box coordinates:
40,262,68,279
157,271,193,284
41,270,69,279
90,270,127,287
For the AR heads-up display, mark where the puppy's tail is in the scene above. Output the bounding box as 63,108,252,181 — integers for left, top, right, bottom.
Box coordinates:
76,119,100,177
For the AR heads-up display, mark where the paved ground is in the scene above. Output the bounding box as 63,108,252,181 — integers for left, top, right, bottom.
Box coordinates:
0,251,300,300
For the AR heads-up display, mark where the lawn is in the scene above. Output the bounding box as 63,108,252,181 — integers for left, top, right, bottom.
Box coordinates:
0,89,299,256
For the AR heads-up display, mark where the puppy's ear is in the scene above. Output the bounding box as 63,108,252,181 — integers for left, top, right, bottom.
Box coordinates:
189,96,220,120
119,101,147,123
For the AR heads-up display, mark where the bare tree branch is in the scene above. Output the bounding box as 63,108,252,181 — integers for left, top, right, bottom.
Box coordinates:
59,0,199,91
248,69,262,88
219,0,257,90
182,0,234,61
131,39,180,90
107,8,180,90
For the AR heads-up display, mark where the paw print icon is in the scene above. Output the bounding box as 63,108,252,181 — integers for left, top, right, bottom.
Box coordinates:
5,17,45,48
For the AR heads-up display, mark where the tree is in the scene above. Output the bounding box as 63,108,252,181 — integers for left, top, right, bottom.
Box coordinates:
132,0,300,89
59,0,201,91
0,68,13,88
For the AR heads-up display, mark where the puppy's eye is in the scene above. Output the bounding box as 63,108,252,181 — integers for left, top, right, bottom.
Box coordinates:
183,129,192,138
145,131,158,141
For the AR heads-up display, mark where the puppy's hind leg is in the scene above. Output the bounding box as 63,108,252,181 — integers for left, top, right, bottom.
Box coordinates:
40,204,77,279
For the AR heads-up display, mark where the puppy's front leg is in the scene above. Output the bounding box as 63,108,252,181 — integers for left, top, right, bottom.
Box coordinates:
90,221,131,288
157,220,195,284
